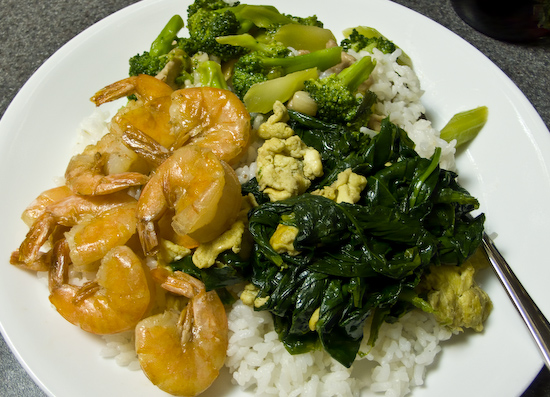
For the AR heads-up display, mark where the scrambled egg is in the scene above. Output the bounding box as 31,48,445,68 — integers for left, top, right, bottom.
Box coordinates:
192,220,245,269
419,249,493,332
257,135,323,201
309,307,320,331
312,168,367,204
159,239,192,264
240,283,269,308
257,100,294,139
269,224,300,256
159,194,257,269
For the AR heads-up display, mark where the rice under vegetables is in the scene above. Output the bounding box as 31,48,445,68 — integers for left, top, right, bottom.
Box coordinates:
225,50,457,397
66,47,458,397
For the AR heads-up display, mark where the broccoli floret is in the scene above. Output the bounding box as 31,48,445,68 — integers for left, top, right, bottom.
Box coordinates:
303,56,377,126
129,52,169,76
128,14,184,77
194,59,229,89
216,33,290,57
231,52,283,98
187,0,238,17
341,28,397,54
185,8,249,61
231,46,342,100
182,2,299,61
283,13,324,28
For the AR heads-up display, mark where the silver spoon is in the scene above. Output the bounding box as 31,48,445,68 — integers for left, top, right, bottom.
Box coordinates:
482,232,550,369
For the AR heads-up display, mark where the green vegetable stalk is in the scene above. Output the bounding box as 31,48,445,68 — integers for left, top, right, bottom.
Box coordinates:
150,15,185,57
440,106,489,147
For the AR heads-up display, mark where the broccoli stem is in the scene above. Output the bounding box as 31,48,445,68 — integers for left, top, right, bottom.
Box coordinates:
243,68,319,113
230,4,294,30
337,55,376,92
440,106,488,148
150,15,185,57
215,33,274,53
260,46,342,74
273,24,336,52
216,35,342,73
196,60,228,89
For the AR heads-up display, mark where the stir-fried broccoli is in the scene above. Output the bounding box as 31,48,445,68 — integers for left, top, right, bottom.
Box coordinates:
179,7,248,61
129,15,185,77
283,13,324,28
231,46,342,99
194,59,229,89
186,0,236,16
180,0,298,61
341,26,412,66
341,28,397,54
216,33,290,57
129,52,170,77
303,56,377,127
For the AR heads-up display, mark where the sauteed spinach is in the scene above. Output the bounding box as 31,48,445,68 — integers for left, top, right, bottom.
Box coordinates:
172,114,484,368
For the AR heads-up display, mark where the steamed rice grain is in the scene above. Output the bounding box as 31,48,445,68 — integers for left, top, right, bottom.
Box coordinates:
226,301,452,397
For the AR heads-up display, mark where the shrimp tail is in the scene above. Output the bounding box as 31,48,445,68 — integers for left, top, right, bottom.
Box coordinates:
65,154,150,195
90,77,137,106
13,213,57,269
138,219,161,257
122,124,171,168
10,249,52,272
48,239,70,292
91,172,150,195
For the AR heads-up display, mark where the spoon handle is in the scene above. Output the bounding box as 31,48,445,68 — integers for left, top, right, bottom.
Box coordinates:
482,232,550,369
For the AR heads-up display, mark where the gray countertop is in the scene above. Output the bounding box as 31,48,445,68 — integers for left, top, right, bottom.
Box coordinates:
1,0,549,396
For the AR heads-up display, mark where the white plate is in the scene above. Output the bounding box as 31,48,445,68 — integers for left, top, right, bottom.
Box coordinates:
1,0,549,396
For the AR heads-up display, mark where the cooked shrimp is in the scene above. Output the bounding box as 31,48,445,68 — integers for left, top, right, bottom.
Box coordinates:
122,123,171,169
135,268,228,397
49,242,152,335
12,191,138,271
91,74,175,148
65,130,150,196
64,200,139,272
20,185,73,227
136,145,242,256
169,87,251,165
92,74,251,165
10,186,75,272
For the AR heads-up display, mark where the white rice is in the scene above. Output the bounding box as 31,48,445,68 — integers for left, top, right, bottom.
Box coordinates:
359,48,457,171
100,331,141,371
59,47,458,397
226,301,453,397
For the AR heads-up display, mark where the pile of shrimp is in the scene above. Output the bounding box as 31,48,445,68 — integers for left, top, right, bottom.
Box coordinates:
10,74,252,397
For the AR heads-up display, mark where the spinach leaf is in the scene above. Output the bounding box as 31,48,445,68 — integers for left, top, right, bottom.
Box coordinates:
173,114,485,369
170,251,247,291
242,116,485,368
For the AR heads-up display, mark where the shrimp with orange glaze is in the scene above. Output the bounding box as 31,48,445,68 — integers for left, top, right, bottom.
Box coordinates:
10,186,75,271
91,74,175,149
91,75,252,166
135,268,228,397
168,86,251,166
64,131,150,196
49,241,152,335
11,191,138,272
136,145,242,256
19,185,74,228
64,74,174,196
